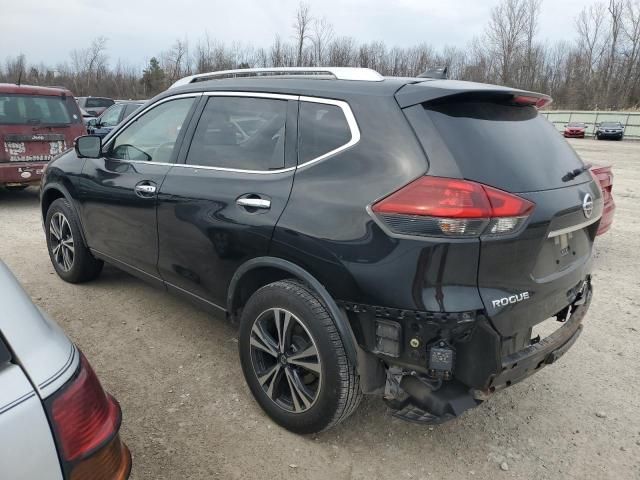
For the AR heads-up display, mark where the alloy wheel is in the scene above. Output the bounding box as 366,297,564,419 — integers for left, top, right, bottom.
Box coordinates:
249,308,322,413
49,212,75,272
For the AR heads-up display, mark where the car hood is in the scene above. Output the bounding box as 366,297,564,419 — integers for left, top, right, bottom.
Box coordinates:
0,261,78,399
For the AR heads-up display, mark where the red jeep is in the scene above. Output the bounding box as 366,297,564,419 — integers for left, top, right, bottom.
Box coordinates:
1,84,85,190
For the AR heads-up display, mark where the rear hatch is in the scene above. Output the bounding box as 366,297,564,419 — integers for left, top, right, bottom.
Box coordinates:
398,83,603,339
0,92,85,163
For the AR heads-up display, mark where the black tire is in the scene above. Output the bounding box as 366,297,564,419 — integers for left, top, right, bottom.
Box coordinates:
5,185,29,191
45,198,103,283
238,279,362,434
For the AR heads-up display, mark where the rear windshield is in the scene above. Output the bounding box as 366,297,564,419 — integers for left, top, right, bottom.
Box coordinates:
0,94,80,125
420,101,588,193
86,98,114,108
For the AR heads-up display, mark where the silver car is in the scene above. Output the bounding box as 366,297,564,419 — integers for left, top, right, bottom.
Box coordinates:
0,261,131,480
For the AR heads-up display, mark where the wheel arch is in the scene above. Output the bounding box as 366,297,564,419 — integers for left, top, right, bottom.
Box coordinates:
41,183,88,244
228,256,358,366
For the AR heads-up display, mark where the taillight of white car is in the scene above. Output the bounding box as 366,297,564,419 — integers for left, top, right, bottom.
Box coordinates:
45,352,131,480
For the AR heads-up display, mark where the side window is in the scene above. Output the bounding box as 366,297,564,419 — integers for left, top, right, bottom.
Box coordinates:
99,104,125,127
108,97,195,163
186,97,287,171
298,102,351,163
124,104,141,118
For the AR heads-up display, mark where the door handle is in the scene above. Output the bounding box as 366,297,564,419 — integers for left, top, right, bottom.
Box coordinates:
236,197,271,209
134,182,157,197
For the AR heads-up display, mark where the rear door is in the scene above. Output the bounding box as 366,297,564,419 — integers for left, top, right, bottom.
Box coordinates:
403,95,603,339
156,93,297,308
78,95,199,280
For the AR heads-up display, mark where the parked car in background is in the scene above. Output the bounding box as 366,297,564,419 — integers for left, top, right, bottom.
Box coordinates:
564,121,587,138
41,67,602,434
591,165,615,235
0,261,131,479
87,101,144,138
595,121,624,140
0,84,86,190
75,96,115,117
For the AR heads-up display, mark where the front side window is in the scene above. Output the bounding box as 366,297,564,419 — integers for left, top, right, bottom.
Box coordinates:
298,102,351,164
109,97,195,163
186,96,287,171
99,104,125,127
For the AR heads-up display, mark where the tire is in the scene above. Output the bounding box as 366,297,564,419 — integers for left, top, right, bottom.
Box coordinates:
45,198,103,283
5,185,28,191
238,279,362,434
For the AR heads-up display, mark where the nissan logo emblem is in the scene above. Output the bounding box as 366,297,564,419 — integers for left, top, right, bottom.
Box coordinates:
582,193,594,219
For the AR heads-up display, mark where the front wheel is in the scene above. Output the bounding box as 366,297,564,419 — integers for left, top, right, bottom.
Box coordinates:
45,198,103,283
238,279,362,434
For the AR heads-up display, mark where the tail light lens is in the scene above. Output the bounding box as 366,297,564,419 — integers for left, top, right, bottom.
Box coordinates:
371,176,534,238
46,352,131,480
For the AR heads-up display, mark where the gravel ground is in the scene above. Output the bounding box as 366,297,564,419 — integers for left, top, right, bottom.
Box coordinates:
1,138,639,480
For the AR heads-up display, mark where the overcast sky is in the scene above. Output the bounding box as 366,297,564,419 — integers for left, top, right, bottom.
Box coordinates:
0,0,585,69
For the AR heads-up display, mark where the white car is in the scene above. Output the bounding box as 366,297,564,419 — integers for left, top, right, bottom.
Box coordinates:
0,261,131,480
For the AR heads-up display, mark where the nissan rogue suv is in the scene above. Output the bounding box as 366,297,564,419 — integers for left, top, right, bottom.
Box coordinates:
40,67,602,434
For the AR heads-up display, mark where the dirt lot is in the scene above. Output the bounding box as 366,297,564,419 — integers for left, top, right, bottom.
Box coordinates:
1,138,639,480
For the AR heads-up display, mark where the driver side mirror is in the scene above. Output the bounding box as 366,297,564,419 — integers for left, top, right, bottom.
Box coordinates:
75,135,102,159
86,118,100,127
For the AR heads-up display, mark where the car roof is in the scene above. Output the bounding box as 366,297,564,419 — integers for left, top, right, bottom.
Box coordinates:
162,76,549,108
0,83,72,96
168,76,418,100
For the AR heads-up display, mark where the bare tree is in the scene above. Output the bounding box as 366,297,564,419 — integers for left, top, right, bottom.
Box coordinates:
486,0,529,85
311,17,334,66
293,2,313,66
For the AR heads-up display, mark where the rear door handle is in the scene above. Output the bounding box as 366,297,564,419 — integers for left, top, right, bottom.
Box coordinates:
134,181,157,197
236,197,271,209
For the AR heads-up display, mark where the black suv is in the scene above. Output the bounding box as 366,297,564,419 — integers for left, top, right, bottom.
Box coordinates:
40,68,603,434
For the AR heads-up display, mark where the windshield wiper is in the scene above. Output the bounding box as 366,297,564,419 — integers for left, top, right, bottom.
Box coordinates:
563,163,592,182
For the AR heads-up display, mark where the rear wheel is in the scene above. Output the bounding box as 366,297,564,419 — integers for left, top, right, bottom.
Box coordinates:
238,279,361,434
45,198,103,283
5,185,29,191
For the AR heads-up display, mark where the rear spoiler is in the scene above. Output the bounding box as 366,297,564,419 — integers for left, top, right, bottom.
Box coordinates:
395,79,552,109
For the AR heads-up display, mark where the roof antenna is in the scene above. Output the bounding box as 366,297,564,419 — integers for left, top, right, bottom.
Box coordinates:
417,66,448,79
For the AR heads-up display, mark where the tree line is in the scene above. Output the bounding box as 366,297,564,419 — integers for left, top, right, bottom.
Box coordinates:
1,0,639,110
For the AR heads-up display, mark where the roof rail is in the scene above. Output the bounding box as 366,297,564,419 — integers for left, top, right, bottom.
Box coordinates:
169,67,384,89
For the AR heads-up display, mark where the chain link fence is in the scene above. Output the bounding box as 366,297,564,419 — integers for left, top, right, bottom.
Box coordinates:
541,111,640,139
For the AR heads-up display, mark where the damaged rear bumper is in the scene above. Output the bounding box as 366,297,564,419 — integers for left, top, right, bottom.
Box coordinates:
347,281,592,424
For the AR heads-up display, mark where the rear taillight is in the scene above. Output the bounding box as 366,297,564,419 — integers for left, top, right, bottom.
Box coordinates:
46,352,131,480
371,176,534,238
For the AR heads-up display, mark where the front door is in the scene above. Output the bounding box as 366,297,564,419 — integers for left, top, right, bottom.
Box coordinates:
78,95,199,280
157,93,298,308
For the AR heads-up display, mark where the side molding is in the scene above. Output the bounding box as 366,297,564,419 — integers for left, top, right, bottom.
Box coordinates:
228,257,358,366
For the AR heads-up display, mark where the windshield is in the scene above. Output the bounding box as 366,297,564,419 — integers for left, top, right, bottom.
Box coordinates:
600,122,622,128
0,94,74,125
567,122,585,127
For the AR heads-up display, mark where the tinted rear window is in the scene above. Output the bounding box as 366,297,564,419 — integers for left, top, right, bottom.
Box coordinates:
0,94,77,125
421,101,588,192
86,98,114,108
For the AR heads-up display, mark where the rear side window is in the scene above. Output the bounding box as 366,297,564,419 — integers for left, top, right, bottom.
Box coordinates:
419,101,587,193
0,94,73,125
298,102,351,163
186,97,287,171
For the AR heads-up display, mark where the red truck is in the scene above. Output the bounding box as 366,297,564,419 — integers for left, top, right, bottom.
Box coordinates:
1,84,85,190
